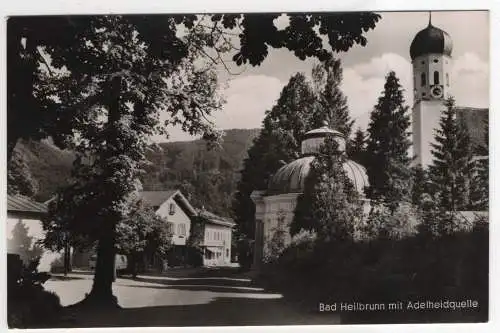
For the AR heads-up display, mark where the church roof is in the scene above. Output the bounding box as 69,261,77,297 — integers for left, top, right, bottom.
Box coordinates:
267,156,369,196
410,23,453,60
455,107,488,150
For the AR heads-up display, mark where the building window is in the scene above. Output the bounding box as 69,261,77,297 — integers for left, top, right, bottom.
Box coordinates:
434,71,440,85
226,249,229,257
177,223,186,236
433,59,439,63
446,73,450,87
421,72,426,86
421,60,425,65
167,222,174,234
422,92,426,97
169,203,176,215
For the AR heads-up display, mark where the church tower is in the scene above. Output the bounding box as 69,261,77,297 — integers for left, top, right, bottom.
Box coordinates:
411,13,453,167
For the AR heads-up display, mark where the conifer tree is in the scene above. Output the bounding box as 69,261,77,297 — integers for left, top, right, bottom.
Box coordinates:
411,164,429,208
469,116,488,210
233,73,317,239
428,97,473,212
291,135,362,242
348,127,367,165
310,57,354,137
365,71,412,210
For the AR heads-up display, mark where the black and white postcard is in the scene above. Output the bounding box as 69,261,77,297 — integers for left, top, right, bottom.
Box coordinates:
2,2,495,331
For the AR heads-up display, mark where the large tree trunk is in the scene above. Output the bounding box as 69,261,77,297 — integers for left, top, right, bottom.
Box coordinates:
83,77,124,307
86,221,119,307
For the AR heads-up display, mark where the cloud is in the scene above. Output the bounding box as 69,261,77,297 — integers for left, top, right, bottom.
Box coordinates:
210,74,284,129
152,74,284,143
160,52,488,142
451,52,489,108
341,52,489,132
341,53,413,131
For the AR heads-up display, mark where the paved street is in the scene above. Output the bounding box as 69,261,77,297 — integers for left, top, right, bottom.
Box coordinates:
44,269,341,327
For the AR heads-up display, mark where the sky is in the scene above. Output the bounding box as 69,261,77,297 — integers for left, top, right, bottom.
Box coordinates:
159,10,489,143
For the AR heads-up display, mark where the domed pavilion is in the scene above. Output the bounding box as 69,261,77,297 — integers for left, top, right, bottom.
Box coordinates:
251,124,370,268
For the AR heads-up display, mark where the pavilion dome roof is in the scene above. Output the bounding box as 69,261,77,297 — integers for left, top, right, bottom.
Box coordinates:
267,156,369,196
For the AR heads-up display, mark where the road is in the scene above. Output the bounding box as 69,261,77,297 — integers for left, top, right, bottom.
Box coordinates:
44,269,341,327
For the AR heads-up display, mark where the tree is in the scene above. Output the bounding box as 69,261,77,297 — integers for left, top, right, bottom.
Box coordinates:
291,135,362,242
115,201,173,277
365,71,412,211
469,117,489,211
8,222,44,265
14,13,381,305
348,127,367,165
7,13,381,161
41,16,224,305
7,147,39,198
310,57,354,137
232,73,318,240
411,164,429,208
233,57,354,242
428,97,474,212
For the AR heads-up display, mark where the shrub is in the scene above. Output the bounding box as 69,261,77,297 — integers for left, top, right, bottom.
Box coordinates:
278,230,317,271
361,202,420,240
8,254,62,328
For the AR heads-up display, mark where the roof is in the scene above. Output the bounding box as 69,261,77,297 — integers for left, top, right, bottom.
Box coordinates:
197,209,236,228
139,190,197,216
267,156,369,196
303,126,344,139
7,194,48,215
410,23,453,60
140,190,178,208
455,107,488,150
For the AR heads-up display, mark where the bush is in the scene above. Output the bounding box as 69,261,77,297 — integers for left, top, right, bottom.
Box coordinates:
8,254,62,328
186,246,204,267
236,237,253,271
278,230,317,271
261,213,488,322
361,202,420,240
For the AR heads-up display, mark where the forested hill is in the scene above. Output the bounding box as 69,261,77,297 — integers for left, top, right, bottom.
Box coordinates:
141,128,260,217
15,128,260,217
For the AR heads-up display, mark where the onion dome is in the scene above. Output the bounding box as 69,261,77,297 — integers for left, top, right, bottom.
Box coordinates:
267,156,369,196
410,15,453,60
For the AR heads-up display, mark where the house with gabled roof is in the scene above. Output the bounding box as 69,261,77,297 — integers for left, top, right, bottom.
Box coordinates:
139,191,236,267
139,190,197,246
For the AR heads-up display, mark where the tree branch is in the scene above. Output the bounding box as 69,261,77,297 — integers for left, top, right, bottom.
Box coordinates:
36,48,55,77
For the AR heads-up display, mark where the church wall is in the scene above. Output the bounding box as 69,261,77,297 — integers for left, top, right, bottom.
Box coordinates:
412,100,444,167
412,54,452,102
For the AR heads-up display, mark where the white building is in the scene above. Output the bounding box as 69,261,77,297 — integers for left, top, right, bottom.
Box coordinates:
410,15,488,167
140,191,235,267
251,126,370,268
139,190,197,246
6,194,64,272
198,209,235,266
